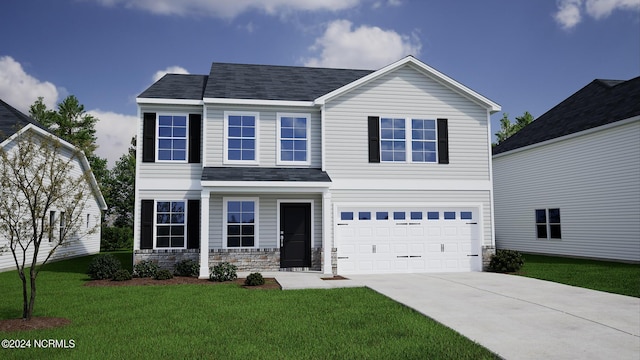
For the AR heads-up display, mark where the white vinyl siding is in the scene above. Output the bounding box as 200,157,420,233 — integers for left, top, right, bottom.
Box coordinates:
204,105,321,168
493,119,640,262
324,65,490,180
207,193,322,250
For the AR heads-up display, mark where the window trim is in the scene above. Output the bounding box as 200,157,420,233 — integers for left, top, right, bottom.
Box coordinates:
536,208,562,240
156,113,189,163
378,116,438,163
276,112,311,166
223,111,260,165
223,197,259,249
154,200,187,249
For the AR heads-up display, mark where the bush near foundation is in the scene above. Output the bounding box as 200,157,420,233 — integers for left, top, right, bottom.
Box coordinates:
210,262,237,282
133,259,159,278
488,249,524,273
87,254,122,280
174,259,199,277
245,272,265,286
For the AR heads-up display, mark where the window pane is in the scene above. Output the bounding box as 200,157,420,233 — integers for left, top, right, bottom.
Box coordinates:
228,225,241,235
229,126,242,137
158,139,172,149
444,212,456,220
157,237,170,247
410,212,422,220
241,201,254,212
549,225,561,239
535,209,546,223
427,212,439,220
341,212,353,221
461,212,473,220
171,237,184,248
281,151,293,161
242,150,254,160
294,151,306,162
537,225,548,239
548,208,561,223
376,212,389,220
281,117,293,127
228,237,240,247
242,237,255,247
241,225,254,235
173,150,186,161
393,212,405,220
359,212,371,220
158,116,172,126
242,127,255,137
157,227,170,236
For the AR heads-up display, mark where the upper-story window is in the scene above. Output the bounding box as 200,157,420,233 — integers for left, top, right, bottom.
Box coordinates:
224,112,258,164
157,115,187,161
380,117,436,163
277,113,310,165
368,116,448,164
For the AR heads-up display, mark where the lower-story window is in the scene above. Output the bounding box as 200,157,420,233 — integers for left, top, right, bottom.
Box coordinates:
156,201,185,248
224,198,258,248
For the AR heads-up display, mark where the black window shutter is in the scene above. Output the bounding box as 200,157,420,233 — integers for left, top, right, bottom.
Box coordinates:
188,114,201,163
368,116,380,163
142,113,156,163
437,118,449,164
140,200,154,249
187,200,200,249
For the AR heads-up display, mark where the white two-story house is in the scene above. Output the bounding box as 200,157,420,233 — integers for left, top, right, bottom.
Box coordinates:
134,56,501,277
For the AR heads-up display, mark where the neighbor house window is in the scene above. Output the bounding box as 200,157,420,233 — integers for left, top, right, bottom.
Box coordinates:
48,211,56,242
224,199,257,248
380,118,406,162
156,201,185,248
59,211,66,240
278,113,310,165
224,112,258,163
536,208,561,239
157,115,187,161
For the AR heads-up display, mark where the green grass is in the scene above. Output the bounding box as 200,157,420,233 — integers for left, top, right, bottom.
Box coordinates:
0,253,497,359
517,253,640,297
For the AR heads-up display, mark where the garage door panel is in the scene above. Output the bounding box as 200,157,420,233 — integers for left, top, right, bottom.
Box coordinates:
336,207,480,274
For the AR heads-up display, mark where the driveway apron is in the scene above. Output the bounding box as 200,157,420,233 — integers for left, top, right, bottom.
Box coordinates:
348,272,640,360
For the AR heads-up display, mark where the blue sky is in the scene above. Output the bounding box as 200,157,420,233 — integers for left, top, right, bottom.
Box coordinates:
1,0,638,167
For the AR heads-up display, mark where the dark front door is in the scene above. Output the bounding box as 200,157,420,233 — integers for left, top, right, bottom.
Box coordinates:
280,203,311,268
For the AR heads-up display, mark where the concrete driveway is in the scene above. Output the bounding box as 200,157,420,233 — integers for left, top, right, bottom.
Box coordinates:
347,272,640,360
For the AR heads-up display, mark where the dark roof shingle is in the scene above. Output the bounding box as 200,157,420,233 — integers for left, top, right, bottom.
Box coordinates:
493,77,640,155
203,62,373,101
0,99,46,142
138,74,208,100
202,167,332,182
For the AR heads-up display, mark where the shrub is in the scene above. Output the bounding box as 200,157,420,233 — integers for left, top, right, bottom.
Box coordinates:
154,269,174,280
488,249,524,273
174,259,199,277
112,269,132,281
133,260,159,278
244,272,265,286
210,262,237,282
87,254,121,280
100,226,133,252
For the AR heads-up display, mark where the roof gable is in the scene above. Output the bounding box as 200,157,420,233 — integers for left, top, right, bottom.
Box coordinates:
203,62,372,101
314,56,501,112
493,76,640,155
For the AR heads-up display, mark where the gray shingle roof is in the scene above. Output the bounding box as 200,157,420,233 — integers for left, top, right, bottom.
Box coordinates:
203,63,373,101
0,99,46,142
493,77,640,155
202,167,332,182
138,74,208,100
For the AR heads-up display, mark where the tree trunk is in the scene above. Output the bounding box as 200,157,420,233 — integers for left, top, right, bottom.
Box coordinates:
18,269,28,320
26,266,37,320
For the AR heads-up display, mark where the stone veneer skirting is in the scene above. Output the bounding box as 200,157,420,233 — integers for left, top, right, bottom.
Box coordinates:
134,248,323,274
482,245,496,271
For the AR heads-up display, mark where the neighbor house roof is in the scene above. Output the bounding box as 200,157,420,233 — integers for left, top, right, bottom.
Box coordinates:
202,167,332,182
493,76,640,155
0,99,46,142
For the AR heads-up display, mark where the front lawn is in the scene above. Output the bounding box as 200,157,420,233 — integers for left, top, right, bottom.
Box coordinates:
0,253,497,359
517,254,640,297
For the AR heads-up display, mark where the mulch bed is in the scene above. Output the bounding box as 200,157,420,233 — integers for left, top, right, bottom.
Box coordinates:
0,277,280,332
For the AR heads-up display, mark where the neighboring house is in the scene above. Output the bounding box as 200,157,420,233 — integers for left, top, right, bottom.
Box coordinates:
134,56,501,276
0,99,107,271
493,77,640,262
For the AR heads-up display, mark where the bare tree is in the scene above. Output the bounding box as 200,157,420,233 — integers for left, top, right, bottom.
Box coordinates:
0,128,99,320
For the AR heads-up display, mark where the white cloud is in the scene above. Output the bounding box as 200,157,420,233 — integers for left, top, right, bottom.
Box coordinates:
95,0,361,18
554,0,640,29
303,20,421,69
152,65,189,82
90,110,138,167
0,56,58,113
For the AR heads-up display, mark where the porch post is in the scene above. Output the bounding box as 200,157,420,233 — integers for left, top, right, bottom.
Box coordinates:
322,189,333,274
199,190,210,278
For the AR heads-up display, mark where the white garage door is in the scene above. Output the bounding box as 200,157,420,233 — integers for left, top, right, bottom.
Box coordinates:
336,207,481,274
